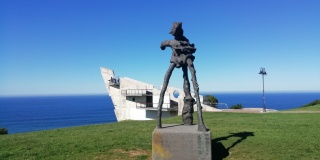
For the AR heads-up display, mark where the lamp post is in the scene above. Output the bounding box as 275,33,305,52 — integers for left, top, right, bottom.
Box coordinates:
259,67,267,112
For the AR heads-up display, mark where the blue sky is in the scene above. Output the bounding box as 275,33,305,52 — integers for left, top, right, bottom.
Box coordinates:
1,0,319,96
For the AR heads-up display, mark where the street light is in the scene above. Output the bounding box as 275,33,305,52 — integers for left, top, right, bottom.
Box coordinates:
259,67,267,112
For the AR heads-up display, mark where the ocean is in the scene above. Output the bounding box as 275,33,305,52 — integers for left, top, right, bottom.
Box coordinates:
204,92,320,110
0,95,117,134
0,92,319,134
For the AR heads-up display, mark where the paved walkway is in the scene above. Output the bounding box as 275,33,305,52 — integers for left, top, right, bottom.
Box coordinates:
214,108,320,113
279,111,320,113
218,108,278,113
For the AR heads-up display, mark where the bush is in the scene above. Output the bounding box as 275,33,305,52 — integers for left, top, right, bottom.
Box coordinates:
204,95,218,108
0,128,8,135
231,104,243,109
301,100,320,108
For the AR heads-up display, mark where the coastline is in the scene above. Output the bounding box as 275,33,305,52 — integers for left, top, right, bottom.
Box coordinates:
1,92,319,134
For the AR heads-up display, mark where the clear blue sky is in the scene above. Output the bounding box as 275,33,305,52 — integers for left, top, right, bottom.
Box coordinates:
1,0,319,96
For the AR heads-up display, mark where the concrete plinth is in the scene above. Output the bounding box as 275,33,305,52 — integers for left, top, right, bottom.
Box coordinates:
152,124,211,160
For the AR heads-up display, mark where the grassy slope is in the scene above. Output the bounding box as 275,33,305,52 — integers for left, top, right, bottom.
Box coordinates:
291,104,320,111
1,111,320,160
281,104,320,113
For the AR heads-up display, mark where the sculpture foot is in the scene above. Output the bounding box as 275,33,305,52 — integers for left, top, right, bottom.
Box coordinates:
198,123,208,132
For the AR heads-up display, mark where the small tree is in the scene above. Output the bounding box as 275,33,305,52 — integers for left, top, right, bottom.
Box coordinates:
0,128,8,135
204,95,218,108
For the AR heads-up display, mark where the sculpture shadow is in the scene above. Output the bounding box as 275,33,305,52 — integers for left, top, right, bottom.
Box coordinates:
212,131,255,160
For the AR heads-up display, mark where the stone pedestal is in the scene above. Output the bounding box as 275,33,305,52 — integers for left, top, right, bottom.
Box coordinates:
152,124,211,160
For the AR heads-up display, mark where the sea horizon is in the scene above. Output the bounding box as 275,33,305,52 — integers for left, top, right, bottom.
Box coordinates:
1,92,319,134
1,90,320,97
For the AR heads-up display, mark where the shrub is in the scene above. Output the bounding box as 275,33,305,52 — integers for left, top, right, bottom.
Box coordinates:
301,99,320,107
204,95,218,108
231,104,243,109
0,128,8,135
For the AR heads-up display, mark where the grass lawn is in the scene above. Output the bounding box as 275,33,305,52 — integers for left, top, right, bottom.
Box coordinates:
1,107,320,160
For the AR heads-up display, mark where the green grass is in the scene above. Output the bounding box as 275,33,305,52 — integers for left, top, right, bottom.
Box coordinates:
1,111,320,160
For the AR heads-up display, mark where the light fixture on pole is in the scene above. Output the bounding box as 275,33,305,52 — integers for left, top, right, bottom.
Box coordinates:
259,67,267,112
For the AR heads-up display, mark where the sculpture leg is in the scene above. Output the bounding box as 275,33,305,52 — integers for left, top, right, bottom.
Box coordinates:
157,63,175,128
186,58,207,131
182,65,194,125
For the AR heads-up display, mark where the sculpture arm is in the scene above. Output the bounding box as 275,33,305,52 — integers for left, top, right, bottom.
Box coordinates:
160,40,173,50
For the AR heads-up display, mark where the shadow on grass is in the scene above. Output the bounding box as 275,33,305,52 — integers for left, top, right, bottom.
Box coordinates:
212,131,255,160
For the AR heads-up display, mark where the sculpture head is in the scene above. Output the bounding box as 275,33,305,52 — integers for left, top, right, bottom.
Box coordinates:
169,22,183,37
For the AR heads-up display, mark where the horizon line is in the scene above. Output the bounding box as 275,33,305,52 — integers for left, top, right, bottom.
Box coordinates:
1,90,320,97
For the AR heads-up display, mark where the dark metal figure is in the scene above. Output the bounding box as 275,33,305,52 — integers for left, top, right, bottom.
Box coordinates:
157,22,207,131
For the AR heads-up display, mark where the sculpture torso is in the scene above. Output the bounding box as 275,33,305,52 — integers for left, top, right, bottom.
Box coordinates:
161,39,196,68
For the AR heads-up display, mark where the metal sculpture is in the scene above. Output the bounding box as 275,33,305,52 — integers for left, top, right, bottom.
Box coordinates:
157,22,207,131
